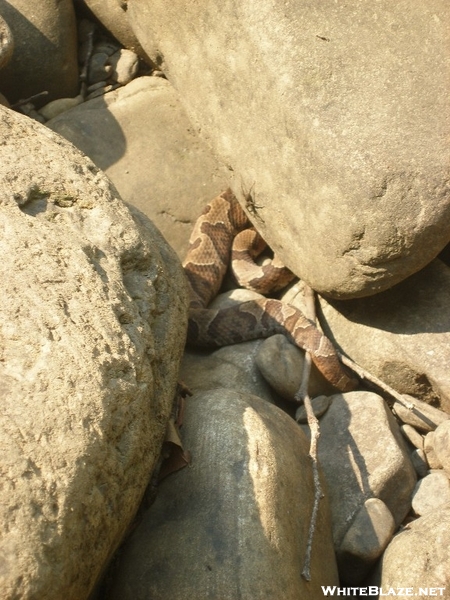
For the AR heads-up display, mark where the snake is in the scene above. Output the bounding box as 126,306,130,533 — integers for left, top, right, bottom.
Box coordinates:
183,189,358,393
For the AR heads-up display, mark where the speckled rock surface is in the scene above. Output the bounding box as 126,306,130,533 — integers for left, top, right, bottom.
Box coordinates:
0,105,188,599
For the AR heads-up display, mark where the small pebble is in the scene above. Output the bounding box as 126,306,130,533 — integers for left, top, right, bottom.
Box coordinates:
19,102,46,124
109,49,139,85
400,423,424,450
393,395,449,432
337,498,395,584
432,419,450,477
89,52,112,85
410,448,429,478
424,431,443,469
39,95,84,120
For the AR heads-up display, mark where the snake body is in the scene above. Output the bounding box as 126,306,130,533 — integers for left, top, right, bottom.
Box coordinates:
183,189,357,392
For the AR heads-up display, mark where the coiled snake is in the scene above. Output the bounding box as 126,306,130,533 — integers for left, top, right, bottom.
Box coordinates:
183,189,357,392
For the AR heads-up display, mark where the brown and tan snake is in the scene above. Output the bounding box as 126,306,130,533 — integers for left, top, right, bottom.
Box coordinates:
183,189,357,392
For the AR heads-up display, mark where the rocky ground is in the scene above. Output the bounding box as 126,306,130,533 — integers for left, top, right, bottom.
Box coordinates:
0,1,449,599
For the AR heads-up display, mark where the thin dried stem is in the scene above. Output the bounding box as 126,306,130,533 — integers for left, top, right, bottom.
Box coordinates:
295,285,323,582
339,353,414,411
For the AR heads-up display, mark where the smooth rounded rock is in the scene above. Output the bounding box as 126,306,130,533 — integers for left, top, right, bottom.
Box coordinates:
180,341,279,405
369,504,450,592
38,95,84,121
129,0,450,299
424,431,443,470
410,448,429,478
400,424,424,450
106,389,339,599
109,48,139,85
433,420,450,477
256,334,336,400
337,498,396,584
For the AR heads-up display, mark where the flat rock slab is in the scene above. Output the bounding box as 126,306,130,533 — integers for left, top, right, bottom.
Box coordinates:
129,0,450,298
107,389,339,599
319,260,450,413
0,106,188,599
48,76,228,258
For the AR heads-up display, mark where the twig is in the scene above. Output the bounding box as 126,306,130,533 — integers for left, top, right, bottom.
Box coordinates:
11,91,49,109
339,353,415,411
295,285,323,582
78,20,96,99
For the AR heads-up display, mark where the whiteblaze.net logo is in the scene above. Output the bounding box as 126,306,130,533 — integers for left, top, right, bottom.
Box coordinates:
321,587,446,597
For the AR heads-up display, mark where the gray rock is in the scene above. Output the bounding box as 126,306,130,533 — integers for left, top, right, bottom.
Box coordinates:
411,472,450,516
319,261,450,412
410,448,429,478
47,76,228,258
433,420,450,477
38,95,84,121
0,105,188,599
256,334,336,400
129,0,450,298
302,391,416,547
400,424,424,450
0,14,13,70
181,341,279,405
88,51,112,84
295,395,331,424
107,389,339,599
337,498,395,584
109,48,139,85
369,504,450,592
424,431,443,470
0,0,78,103
394,394,450,432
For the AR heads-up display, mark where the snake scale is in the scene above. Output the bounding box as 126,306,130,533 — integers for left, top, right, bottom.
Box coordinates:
183,189,357,392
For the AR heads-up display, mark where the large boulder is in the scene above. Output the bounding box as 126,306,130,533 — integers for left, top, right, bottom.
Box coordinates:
128,0,450,298
0,105,189,599
107,389,339,599
0,0,78,103
369,503,450,594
